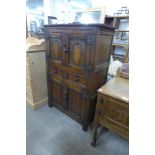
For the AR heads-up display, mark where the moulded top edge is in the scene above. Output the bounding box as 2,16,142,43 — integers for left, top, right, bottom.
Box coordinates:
43,23,115,30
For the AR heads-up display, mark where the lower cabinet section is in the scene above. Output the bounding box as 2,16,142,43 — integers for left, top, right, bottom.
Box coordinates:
48,77,96,131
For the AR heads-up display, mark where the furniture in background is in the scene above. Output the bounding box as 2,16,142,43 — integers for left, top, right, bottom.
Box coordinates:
74,7,106,24
116,63,129,78
48,16,57,24
26,37,48,110
91,76,129,146
107,58,123,81
44,24,115,131
104,7,129,63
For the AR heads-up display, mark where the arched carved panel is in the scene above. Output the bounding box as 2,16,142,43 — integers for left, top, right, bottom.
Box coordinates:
69,40,86,67
51,38,62,61
73,45,81,65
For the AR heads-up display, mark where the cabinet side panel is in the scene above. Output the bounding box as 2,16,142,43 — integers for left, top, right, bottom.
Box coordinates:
93,68,107,94
95,33,113,68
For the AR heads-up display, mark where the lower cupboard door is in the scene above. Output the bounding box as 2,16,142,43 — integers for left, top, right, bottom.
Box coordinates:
51,79,63,108
67,85,85,121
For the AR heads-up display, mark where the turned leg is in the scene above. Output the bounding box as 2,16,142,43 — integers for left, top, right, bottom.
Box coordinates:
91,105,100,147
91,123,98,147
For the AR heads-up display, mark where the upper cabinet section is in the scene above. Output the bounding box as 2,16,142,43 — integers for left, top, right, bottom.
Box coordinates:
44,24,115,75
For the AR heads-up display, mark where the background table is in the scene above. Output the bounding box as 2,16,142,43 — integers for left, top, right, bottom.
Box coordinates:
91,77,129,146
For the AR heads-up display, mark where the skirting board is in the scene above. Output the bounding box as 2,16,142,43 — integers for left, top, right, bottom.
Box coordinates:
26,97,48,110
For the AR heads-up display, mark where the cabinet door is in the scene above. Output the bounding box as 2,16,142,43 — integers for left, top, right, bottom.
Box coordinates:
49,32,65,64
66,82,86,121
51,78,63,108
66,33,94,74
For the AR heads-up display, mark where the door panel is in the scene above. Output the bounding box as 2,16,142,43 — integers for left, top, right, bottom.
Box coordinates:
67,83,85,120
66,33,94,73
68,88,82,117
51,79,63,107
69,40,86,67
49,32,64,64
72,44,81,65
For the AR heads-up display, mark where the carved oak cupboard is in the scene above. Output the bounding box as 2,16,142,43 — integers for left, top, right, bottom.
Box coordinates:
44,24,115,131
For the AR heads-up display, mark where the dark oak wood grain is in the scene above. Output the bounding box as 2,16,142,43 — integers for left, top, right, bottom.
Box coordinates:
44,24,115,131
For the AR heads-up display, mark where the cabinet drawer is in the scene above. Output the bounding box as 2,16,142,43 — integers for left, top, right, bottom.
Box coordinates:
96,93,129,126
50,65,63,78
67,73,87,87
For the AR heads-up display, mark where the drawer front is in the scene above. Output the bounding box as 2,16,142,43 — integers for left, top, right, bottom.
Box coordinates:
105,103,129,127
101,95,129,127
67,72,87,88
50,66,63,77
49,62,87,88
49,63,63,79
96,93,129,138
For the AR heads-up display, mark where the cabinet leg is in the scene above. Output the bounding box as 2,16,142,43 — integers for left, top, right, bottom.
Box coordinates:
48,101,53,108
48,103,53,108
48,96,53,107
91,125,98,147
82,124,88,132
